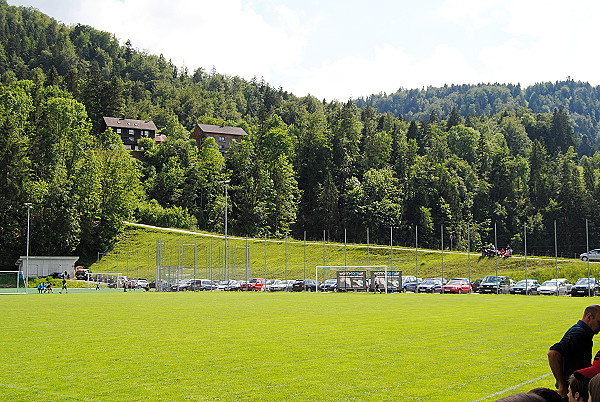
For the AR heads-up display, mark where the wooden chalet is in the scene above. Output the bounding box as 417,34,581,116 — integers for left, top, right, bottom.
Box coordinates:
191,123,247,153
101,117,160,150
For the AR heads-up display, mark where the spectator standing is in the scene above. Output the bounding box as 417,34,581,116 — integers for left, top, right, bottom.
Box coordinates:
548,305,600,398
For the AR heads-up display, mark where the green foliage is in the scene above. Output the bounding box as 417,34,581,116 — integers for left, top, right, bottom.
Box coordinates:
136,199,197,229
5,1,600,266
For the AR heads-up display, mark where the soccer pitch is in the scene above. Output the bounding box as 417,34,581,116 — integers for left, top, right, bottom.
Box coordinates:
1,291,596,401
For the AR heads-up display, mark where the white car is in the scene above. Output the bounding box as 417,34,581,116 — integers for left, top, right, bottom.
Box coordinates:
135,279,149,289
538,279,572,295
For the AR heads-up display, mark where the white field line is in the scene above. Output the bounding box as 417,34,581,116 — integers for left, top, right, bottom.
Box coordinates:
0,382,96,401
124,222,583,263
470,373,552,402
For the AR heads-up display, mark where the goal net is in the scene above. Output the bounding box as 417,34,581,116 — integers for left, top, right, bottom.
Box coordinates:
316,266,401,293
89,273,124,289
0,271,27,294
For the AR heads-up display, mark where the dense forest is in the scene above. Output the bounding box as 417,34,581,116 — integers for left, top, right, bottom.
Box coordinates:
2,0,600,269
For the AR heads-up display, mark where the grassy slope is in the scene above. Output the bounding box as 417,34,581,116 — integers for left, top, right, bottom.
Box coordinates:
87,224,600,283
0,291,596,401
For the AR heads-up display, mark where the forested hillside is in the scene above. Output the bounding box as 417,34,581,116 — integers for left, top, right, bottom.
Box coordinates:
356,80,600,155
1,0,600,269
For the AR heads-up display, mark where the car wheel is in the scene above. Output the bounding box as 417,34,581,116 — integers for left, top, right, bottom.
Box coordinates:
582,256,589,261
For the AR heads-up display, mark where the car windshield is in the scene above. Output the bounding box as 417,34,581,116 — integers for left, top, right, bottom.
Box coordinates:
483,277,500,283
576,278,595,285
422,279,440,285
515,280,533,286
446,280,462,285
542,280,558,286
324,279,336,284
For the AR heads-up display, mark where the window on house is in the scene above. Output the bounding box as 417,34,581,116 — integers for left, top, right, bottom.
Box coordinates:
116,128,121,134
129,129,134,135
142,130,149,137
219,136,225,141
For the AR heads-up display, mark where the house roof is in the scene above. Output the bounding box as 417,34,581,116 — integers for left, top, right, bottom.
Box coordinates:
195,124,247,137
103,117,157,131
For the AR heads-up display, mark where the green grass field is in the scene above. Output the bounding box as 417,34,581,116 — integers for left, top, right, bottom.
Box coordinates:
2,290,598,401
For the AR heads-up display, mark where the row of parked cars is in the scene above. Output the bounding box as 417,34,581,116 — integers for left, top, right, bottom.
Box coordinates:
152,275,600,296
404,275,600,296
164,278,321,292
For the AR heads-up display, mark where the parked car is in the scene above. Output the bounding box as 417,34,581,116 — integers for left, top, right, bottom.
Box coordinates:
170,279,193,291
135,279,150,290
228,280,245,291
240,278,266,291
291,279,318,292
478,275,511,294
279,279,295,291
216,280,232,291
319,278,338,292
538,278,572,295
267,279,284,291
571,278,600,296
471,278,483,293
401,275,417,290
581,249,600,261
510,279,540,295
416,278,444,293
441,279,471,294
188,279,216,291
403,278,422,292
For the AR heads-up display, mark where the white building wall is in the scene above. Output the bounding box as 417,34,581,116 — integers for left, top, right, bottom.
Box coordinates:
16,256,80,278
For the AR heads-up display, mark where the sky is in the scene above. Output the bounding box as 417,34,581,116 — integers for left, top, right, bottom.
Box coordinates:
8,0,600,101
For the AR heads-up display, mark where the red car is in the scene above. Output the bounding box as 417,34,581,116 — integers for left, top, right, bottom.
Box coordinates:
241,278,266,291
441,279,471,294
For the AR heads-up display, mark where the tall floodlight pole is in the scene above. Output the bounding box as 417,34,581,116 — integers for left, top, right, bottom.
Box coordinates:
467,223,471,284
525,223,528,294
554,220,558,286
303,231,306,281
441,224,444,281
415,225,419,278
220,180,230,281
24,203,32,288
344,228,347,267
587,219,591,295
494,222,498,277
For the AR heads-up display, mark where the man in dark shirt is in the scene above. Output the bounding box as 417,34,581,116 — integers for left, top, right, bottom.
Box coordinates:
548,305,600,398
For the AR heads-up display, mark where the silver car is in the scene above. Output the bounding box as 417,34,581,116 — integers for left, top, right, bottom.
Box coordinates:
581,249,600,261
538,279,572,296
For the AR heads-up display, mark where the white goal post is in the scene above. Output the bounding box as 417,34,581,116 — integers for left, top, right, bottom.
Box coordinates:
316,265,392,293
0,270,27,295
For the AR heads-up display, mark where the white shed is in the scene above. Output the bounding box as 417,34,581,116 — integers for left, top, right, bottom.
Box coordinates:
16,256,80,278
